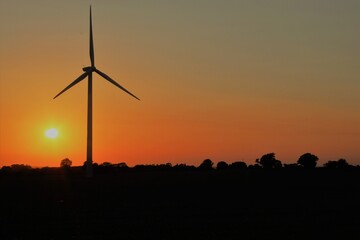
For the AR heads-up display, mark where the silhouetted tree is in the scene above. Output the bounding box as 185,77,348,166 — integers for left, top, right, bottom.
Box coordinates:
173,164,196,171
324,159,351,169
82,161,98,170
229,161,247,170
159,163,172,170
113,162,129,169
256,153,282,169
10,164,32,172
60,158,72,168
216,161,229,170
198,159,214,170
248,164,261,169
298,153,318,169
1,166,12,173
96,162,114,174
100,162,112,167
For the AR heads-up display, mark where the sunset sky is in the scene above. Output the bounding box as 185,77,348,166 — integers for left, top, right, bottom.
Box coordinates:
0,0,359,167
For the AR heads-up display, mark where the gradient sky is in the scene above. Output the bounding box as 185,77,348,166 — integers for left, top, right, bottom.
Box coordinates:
0,0,359,167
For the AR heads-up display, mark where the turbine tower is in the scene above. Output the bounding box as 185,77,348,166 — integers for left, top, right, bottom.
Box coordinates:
54,6,140,177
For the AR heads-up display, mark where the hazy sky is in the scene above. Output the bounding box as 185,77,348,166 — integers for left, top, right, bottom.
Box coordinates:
0,0,359,167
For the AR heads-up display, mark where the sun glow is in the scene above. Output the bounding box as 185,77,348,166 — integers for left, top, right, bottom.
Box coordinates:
45,128,58,139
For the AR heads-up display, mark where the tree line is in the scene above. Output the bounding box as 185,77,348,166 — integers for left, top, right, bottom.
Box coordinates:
1,152,358,174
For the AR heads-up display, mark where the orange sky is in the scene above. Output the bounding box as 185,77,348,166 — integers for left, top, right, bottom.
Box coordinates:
0,1,359,167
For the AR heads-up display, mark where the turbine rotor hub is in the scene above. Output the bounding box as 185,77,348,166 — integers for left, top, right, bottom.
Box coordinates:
83,66,95,72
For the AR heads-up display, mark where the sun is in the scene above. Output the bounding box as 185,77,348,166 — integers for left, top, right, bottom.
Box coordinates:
45,128,58,139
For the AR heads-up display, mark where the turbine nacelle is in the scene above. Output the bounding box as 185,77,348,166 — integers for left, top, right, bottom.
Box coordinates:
83,66,95,72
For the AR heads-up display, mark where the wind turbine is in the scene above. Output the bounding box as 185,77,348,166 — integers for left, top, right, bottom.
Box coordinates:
54,6,140,177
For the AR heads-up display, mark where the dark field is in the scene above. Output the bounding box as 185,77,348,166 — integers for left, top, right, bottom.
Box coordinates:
1,169,359,239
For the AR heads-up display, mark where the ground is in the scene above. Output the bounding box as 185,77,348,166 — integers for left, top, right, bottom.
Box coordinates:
1,169,359,239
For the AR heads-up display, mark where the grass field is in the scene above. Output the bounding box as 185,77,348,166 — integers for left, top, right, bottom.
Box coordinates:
1,169,359,239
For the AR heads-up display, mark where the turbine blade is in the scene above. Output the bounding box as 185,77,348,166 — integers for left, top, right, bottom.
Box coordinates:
53,72,89,99
89,6,95,67
95,69,140,100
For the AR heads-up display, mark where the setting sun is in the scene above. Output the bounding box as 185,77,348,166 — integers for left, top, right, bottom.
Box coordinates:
45,128,58,139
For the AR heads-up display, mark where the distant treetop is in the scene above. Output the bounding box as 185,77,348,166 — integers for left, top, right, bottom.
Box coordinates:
298,153,319,169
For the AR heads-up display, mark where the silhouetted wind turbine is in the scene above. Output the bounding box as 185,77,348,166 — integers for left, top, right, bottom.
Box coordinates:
54,6,140,177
